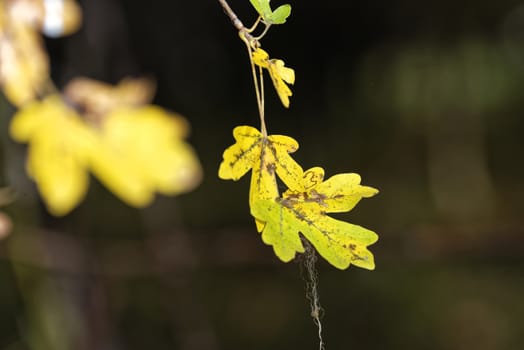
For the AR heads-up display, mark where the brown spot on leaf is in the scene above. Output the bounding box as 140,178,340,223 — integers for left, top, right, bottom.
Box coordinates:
266,162,276,175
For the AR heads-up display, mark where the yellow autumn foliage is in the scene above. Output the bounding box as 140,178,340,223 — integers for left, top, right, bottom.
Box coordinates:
219,126,379,269
10,95,201,216
10,95,96,215
92,106,202,207
252,48,295,108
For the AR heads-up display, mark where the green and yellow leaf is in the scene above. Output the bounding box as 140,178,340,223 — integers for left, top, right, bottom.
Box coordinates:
251,196,378,270
251,167,379,269
219,125,379,269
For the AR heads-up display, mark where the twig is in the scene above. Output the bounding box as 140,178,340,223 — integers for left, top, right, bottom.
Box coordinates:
217,0,266,134
217,0,260,48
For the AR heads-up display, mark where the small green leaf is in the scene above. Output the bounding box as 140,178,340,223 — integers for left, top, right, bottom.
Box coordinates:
249,0,262,13
249,0,292,25
249,0,272,18
267,4,291,24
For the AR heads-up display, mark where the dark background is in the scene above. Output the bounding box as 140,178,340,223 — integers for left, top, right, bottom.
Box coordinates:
1,0,524,349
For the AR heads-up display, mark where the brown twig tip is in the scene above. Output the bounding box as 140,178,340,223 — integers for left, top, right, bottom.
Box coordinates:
217,0,258,46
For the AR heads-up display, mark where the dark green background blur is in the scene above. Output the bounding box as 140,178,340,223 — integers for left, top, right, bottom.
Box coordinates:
1,0,524,349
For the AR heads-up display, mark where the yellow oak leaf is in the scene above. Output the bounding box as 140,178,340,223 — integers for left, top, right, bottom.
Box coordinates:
284,167,379,214
91,105,202,207
218,125,303,191
11,95,201,215
252,48,295,108
88,144,154,207
10,95,97,216
218,125,303,230
251,167,379,270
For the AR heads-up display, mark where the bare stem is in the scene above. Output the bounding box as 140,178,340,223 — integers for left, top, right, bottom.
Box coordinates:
218,0,266,135
254,23,272,41
247,17,262,33
258,65,266,136
245,43,267,136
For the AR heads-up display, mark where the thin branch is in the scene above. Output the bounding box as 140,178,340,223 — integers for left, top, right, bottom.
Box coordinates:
245,43,266,135
217,0,258,47
253,23,272,41
218,0,266,134
247,16,262,33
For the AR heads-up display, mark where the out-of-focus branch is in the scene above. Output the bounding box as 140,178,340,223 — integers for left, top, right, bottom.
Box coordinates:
2,226,524,276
